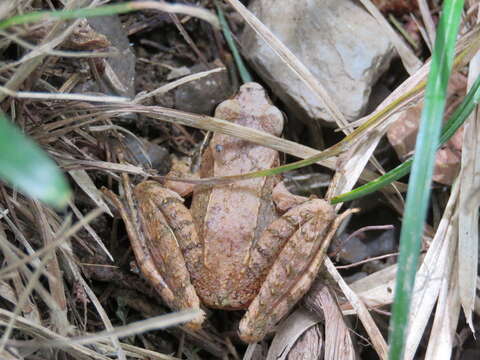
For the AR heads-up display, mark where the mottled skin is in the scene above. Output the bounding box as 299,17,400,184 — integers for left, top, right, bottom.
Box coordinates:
132,83,335,342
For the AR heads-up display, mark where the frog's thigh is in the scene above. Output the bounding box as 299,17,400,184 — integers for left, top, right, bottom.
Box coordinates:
134,181,204,326
239,199,335,343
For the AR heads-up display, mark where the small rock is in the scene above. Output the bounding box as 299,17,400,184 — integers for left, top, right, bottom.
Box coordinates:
460,349,480,360
387,73,467,185
123,135,171,174
88,16,136,98
343,272,368,284
72,16,136,98
241,0,393,125
372,0,419,15
332,228,396,264
175,62,233,115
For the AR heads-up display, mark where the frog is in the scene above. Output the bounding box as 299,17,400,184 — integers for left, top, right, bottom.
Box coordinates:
120,83,337,343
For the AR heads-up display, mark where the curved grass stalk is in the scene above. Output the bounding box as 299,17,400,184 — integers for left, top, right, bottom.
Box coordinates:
0,2,219,31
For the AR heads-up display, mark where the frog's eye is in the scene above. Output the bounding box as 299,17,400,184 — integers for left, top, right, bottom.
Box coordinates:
215,144,223,153
263,105,284,136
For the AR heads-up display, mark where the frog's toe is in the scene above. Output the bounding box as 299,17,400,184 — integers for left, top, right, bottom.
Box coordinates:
183,308,206,331
238,313,269,343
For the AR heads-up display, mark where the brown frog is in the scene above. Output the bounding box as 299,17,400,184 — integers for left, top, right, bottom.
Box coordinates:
125,83,337,342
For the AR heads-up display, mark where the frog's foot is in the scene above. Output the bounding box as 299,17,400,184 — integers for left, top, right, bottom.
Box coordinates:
238,199,338,343
183,309,206,331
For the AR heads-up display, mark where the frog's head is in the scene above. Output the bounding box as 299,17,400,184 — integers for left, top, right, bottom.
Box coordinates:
238,82,266,98
239,83,284,136
215,82,284,136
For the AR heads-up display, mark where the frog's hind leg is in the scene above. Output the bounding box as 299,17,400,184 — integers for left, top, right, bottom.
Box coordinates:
239,199,339,343
132,182,206,328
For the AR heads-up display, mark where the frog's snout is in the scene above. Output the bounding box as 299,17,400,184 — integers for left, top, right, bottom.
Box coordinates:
239,82,265,95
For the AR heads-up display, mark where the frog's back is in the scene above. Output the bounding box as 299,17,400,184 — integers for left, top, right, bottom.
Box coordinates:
189,83,283,309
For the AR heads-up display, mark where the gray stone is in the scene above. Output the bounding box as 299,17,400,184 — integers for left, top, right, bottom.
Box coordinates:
175,62,233,115
241,0,393,124
88,16,136,98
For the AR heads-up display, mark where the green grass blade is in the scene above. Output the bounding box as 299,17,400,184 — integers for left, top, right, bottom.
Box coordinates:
388,1,464,360
0,3,133,30
331,72,480,204
0,113,71,208
215,1,253,83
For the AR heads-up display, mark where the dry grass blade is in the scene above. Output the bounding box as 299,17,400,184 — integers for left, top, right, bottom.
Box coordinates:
0,0,102,103
0,280,17,305
0,222,41,325
404,184,459,359
410,14,433,53
266,309,319,360
68,199,113,261
0,28,116,61
0,235,61,354
102,103,338,165
0,86,129,102
346,23,480,132
325,259,388,360
457,53,480,332
0,210,43,270
33,309,201,347
98,103,404,189
344,263,398,315
68,169,113,217
0,205,130,359
325,68,428,201
358,0,422,74
131,1,219,29
0,215,75,344
313,209,388,359
328,32,469,202
0,208,103,277
304,285,356,360
424,256,461,359
32,200,69,334
340,186,461,359
226,0,349,129
0,309,112,360
71,268,125,359
3,1,478,358
0,0,218,101
328,23,480,202
101,342,180,360
417,0,436,46
0,207,105,356
0,2,16,21
60,158,152,177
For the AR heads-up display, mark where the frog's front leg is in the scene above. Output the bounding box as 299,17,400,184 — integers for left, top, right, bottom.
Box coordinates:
132,181,205,328
238,194,336,343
